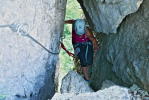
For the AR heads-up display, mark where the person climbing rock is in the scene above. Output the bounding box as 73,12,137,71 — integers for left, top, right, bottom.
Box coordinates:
61,19,98,81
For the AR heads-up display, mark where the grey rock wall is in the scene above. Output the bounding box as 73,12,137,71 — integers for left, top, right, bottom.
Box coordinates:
78,0,143,34
78,0,149,91
52,86,135,100
0,0,66,100
60,71,93,93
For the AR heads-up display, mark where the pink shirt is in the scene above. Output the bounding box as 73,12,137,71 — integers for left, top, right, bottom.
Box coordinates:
72,30,90,44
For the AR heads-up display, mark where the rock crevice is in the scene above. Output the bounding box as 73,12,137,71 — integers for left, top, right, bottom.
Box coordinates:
77,0,149,91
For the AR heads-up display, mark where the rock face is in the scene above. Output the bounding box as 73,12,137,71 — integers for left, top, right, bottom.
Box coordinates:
52,86,134,100
0,0,148,99
0,0,66,100
78,0,149,91
101,80,116,90
78,0,143,34
60,71,93,93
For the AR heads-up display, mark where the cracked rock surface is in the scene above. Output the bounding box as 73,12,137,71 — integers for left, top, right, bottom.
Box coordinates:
60,71,93,93
0,0,66,100
78,0,149,91
78,0,143,34
52,86,135,100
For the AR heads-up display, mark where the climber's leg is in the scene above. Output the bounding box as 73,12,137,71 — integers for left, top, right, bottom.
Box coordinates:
76,42,93,81
82,67,90,80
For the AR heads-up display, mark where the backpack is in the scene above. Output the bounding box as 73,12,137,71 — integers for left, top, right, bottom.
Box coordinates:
74,19,86,35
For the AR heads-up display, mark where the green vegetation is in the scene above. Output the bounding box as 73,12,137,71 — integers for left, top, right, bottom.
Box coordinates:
65,0,83,20
0,94,6,100
60,0,83,75
58,0,84,92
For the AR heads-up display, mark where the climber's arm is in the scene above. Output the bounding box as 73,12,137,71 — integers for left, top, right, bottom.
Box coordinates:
64,20,75,24
60,42,74,57
86,28,99,52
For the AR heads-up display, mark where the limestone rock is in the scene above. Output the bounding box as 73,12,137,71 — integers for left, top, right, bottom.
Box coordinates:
0,0,66,100
78,0,143,34
101,80,116,90
52,86,136,100
79,0,149,91
60,71,94,93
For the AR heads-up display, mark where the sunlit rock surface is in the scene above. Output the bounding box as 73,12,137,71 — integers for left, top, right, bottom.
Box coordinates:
60,71,93,93
78,0,143,34
0,0,66,100
78,0,149,91
52,86,134,100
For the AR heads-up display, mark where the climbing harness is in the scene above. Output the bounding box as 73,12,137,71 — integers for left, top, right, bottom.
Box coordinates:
0,23,59,55
74,42,92,62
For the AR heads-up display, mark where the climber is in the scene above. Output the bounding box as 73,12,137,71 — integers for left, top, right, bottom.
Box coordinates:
61,19,98,81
